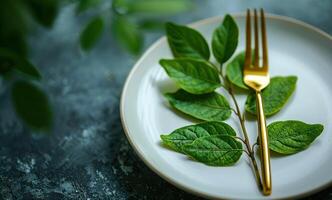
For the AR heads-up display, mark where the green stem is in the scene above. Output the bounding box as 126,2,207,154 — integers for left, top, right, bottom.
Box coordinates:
217,64,263,191
233,136,246,144
252,142,258,153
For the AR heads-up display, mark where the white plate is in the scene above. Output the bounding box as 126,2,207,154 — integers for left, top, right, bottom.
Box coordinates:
120,13,332,199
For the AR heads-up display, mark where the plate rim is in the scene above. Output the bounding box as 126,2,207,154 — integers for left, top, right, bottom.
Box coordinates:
120,12,332,199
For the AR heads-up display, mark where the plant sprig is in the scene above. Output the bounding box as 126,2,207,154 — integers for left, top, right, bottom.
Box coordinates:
159,14,324,193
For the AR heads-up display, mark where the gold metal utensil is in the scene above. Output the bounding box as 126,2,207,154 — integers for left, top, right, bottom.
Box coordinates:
243,9,272,195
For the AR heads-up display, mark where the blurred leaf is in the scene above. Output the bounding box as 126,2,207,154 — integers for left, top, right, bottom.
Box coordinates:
0,50,14,74
0,0,27,35
25,0,59,27
113,16,143,55
76,0,101,13
112,0,131,14
0,1,28,56
126,0,193,15
0,48,41,79
12,80,53,131
139,20,164,31
80,16,104,51
14,60,41,80
0,33,28,57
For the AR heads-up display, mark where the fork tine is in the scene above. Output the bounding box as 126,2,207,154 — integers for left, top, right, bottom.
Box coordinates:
261,8,268,69
244,9,252,69
253,9,259,68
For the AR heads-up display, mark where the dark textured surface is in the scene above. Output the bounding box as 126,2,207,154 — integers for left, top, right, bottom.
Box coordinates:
1,0,332,199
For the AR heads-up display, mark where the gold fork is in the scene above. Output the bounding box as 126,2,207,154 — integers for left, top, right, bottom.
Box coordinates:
243,9,271,195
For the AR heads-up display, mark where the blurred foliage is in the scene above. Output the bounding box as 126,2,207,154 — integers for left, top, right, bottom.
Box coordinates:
112,16,143,55
0,0,194,132
0,0,58,132
26,0,59,27
76,0,101,13
12,80,53,131
80,16,105,51
0,0,59,55
0,48,41,79
119,0,193,15
78,0,194,54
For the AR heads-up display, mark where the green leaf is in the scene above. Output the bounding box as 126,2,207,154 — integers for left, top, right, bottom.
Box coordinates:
183,135,242,166
0,1,27,35
165,89,231,121
0,33,28,58
160,58,221,94
165,22,210,60
11,80,52,131
25,0,59,28
212,14,239,64
226,51,248,90
76,0,101,13
139,20,165,31
245,76,297,116
112,0,129,14
0,1,28,56
80,16,104,51
127,0,193,15
268,120,324,154
0,48,41,79
161,121,236,153
113,16,143,55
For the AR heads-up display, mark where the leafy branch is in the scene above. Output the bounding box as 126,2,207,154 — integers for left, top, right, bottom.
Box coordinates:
219,66,262,189
159,14,324,193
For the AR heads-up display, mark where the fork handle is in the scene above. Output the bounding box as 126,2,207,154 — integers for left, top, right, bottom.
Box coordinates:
256,91,272,195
